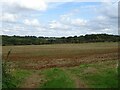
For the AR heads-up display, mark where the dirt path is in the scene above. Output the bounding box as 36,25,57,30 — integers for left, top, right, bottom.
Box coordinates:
73,75,87,88
61,68,87,88
21,72,42,88
20,68,87,88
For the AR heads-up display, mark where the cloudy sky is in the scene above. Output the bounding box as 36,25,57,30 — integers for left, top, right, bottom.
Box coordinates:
0,0,118,37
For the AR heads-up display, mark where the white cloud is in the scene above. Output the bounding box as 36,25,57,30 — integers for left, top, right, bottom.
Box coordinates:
96,16,107,21
49,20,70,30
59,14,87,27
71,19,87,26
20,0,47,11
23,19,40,27
1,13,18,22
49,21,61,29
2,0,47,11
99,1,118,19
3,29,10,32
60,15,71,22
44,0,117,2
2,23,26,35
1,1,118,36
102,28,111,32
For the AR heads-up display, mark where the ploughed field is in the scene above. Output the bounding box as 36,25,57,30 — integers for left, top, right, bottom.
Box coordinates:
2,42,118,88
2,42,118,70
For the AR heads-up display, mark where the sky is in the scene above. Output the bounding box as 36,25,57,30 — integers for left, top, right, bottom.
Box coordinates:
0,0,118,37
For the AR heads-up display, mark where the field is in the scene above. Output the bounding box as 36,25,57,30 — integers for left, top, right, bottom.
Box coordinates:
2,42,118,88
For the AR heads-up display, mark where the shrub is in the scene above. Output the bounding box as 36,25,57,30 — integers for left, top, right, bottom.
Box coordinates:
2,61,18,88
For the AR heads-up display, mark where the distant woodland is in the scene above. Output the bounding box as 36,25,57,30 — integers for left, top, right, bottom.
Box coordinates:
2,34,120,46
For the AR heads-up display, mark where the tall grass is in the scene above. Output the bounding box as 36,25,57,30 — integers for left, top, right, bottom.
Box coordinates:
2,49,18,88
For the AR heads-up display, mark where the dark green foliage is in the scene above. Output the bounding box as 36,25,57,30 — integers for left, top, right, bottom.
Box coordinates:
1,33,120,46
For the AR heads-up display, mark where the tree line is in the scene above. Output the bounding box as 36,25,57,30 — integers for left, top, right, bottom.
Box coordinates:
1,34,120,46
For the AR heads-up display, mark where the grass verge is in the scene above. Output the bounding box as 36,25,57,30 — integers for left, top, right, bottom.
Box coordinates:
11,69,32,88
2,68,32,88
66,60,118,88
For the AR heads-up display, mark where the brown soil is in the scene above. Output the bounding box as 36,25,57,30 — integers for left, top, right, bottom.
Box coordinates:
11,52,117,70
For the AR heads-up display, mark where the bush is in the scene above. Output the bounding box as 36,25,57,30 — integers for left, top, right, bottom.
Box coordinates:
2,62,18,88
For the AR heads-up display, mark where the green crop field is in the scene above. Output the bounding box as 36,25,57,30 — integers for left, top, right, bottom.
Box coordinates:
2,42,118,88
